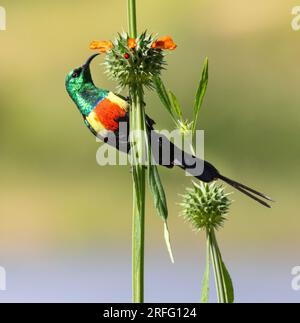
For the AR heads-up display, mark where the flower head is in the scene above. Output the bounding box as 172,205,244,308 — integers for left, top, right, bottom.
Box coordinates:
90,40,113,53
103,32,167,89
152,36,177,50
91,32,176,89
128,38,137,50
180,182,232,231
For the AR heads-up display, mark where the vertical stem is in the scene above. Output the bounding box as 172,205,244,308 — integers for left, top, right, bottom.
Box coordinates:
128,0,137,38
132,177,145,303
209,228,226,303
130,88,146,303
128,0,146,303
200,229,211,303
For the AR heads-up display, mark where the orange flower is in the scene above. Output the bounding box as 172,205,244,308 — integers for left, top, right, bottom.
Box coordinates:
90,40,113,53
128,38,137,50
151,36,177,50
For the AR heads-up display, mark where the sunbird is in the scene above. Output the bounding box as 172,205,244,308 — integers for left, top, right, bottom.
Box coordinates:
66,54,273,208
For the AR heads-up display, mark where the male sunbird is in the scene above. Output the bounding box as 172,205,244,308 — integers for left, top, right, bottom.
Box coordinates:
66,54,273,208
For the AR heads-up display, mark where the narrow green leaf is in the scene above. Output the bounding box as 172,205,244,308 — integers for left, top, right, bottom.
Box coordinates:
153,76,178,125
168,91,183,122
220,258,234,303
153,76,172,114
210,229,234,303
164,222,174,264
148,164,168,220
148,156,174,262
192,57,209,133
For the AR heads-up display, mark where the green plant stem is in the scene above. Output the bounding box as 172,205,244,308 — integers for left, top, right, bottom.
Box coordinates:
128,0,146,304
209,229,223,302
201,229,211,303
130,85,147,303
132,177,145,303
128,0,137,38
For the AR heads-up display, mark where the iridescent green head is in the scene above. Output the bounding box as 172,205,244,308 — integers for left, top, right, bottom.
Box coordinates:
65,54,98,94
66,54,109,116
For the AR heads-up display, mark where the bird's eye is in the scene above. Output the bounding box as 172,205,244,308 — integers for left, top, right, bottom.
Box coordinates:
72,68,82,78
72,72,79,78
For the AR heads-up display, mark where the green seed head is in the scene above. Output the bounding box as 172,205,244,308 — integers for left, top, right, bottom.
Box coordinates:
104,32,165,89
180,182,232,231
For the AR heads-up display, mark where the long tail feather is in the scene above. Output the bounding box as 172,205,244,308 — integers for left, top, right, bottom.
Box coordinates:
218,174,274,202
218,174,273,208
144,129,274,208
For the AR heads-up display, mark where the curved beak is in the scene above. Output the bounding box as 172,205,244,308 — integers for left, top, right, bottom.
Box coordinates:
82,53,99,70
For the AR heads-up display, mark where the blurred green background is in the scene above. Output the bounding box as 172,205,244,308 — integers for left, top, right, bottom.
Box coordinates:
0,0,299,302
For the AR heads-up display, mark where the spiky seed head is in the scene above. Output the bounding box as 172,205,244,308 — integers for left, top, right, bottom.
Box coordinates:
104,32,166,90
180,182,232,231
